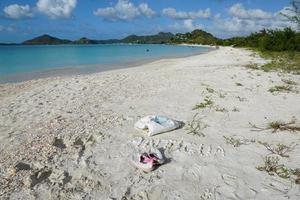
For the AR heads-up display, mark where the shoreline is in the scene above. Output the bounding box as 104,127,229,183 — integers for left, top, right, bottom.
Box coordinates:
1,47,300,199
0,44,214,84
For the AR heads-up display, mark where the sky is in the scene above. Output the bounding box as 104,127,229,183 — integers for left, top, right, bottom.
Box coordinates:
0,0,297,43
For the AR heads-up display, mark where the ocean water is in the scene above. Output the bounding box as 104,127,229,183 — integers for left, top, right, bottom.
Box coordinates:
0,44,211,82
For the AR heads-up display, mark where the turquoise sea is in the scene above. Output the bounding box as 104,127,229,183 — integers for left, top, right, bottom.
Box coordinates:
0,44,210,82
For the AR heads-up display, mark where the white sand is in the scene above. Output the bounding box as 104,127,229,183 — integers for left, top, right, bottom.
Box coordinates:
0,47,300,199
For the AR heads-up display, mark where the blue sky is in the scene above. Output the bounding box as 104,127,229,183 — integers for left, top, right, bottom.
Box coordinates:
0,0,296,43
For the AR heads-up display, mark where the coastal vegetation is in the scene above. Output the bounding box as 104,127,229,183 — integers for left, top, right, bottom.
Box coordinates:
257,155,300,184
192,96,214,110
259,51,300,73
223,136,254,147
258,141,296,158
185,113,207,137
250,119,300,133
220,28,300,51
219,29,300,73
268,85,293,93
281,78,297,85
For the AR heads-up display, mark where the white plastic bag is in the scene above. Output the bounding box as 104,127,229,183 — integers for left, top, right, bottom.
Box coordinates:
134,115,181,136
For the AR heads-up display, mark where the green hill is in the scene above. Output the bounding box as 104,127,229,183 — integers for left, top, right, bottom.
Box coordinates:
22,34,72,45
121,32,174,44
170,29,220,45
20,30,221,45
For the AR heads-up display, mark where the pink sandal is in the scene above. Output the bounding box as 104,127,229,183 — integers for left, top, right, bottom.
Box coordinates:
130,149,165,172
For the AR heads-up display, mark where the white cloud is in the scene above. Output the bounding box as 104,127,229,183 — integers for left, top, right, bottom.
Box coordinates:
37,0,77,19
93,0,156,21
163,8,188,19
162,7,211,20
213,4,297,38
3,4,34,19
169,19,203,32
159,3,296,38
94,7,118,20
139,3,156,17
183,19,202,31
221,17,261,32
229,3,272,19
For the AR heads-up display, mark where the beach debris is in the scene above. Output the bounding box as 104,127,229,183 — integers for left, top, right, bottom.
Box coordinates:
134,115,181,136
130,148,166,172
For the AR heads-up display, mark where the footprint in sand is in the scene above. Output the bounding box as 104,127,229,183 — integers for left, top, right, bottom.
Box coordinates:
200,188,216,200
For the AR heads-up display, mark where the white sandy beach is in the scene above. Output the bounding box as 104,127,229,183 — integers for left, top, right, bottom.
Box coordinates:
0,47,300,199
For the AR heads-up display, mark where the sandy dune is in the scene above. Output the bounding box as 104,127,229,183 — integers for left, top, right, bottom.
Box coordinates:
0,47,300,199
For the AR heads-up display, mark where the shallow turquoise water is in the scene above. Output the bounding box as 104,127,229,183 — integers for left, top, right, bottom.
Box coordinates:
0,44,210,77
